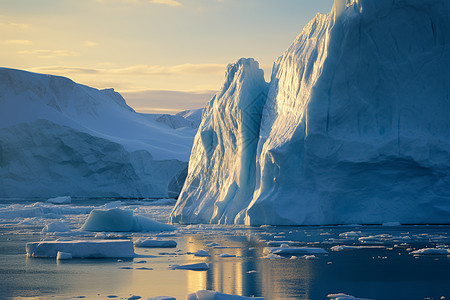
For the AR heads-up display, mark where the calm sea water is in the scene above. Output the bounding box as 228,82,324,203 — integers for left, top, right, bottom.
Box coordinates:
0,199,449,300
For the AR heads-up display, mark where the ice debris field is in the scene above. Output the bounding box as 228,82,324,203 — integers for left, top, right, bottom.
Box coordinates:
0,198,449,299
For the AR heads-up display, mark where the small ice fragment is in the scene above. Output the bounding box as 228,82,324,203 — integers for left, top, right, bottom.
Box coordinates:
194,249,210,257
128,296,141,300
218,253,236,258
46,196,71,204
95,233,106,239
187,290,263,300
304,255,318,260
42,222,70,233
263,253,284,259
56,251,72,260
147,297,176,300
134,238,177,248
410,248,450,255
170,263,209,271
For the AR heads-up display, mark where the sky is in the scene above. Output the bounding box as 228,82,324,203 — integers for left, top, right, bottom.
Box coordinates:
1,0,334,114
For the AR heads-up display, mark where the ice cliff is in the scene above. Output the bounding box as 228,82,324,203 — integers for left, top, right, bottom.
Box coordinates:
0,68,196,198
171,0,450,225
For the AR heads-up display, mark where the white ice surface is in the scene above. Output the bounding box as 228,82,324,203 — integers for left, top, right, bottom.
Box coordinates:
171,0,450,225
46,196,71,204
26,239,135,258
81,208,176,232
0,67,195,198
134,237,177,248
170,263,210,271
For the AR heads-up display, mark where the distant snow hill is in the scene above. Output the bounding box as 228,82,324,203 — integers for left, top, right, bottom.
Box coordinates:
0,67,201,198
171,0,450,225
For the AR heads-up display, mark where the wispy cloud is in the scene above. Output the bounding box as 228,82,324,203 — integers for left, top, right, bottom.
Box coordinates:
150,0,182,7
30,63,225,76
84,41,98,47
3,39,33,45
19,49,80,58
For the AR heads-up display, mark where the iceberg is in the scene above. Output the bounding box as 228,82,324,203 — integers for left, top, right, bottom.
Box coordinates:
0,68,195,198
171,0,450,225
80,208,176,232
26,239,135,258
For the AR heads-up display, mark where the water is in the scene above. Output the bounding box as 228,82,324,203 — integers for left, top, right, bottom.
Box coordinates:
0,200,449,300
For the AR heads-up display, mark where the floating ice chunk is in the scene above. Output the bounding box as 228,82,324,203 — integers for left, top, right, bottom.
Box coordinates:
187,290,264,300
103,201,123,209
331,245,385,251
410,248,450,255
304,255,318,260
128,296,141,300
206,242,221,247
134,238,177,248
327,293,373,300
26,239,135,258
56,251,72,260
263,253,284,259
42,222,70,233
339,231,362,239
46,196,71,204
95,233,106,239
170,262,209,271
358,234,392,244
218,253,236,258
0,206,44,219
264,247,327,255
147,297,176,300
80,208,176,232
194,249,210,257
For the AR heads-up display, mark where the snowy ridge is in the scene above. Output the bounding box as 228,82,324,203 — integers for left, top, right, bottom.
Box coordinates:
0,68,196,198
172,0,450,225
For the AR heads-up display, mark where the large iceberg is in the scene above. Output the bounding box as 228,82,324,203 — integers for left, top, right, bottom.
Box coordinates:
0,68,196,198
171,0,450,225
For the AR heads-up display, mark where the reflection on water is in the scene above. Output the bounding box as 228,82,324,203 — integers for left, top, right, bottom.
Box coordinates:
1,213,450,299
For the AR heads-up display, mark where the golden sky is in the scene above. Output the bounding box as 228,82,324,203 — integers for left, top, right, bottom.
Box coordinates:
1,0,333,113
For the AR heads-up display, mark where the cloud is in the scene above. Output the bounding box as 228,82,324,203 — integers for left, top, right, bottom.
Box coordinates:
3,39,33,45
19,49,80,58
30,63,225,76
84,41,98,47
150,0,182,7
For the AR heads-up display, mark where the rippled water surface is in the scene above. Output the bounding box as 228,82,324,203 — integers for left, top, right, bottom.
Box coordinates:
0,199,449,300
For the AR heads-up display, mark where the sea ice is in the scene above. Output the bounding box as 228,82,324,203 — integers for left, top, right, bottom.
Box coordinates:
331,245,385,251
134,238,177,248
194,249,210,257
410,248,450,255
187,290,264,300
80,208,176,232
170,263,210,271
26,239,135,258
263,246,327,255
327,293,373,300
41,222,70,233
46,196,72,204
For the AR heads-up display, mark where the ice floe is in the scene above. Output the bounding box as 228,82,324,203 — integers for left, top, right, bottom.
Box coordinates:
187,290,264,300
26,239,135,258
134,237,177,248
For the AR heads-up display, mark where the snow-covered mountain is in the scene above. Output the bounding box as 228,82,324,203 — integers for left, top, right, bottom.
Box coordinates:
171,0,450,225
0,68,197,198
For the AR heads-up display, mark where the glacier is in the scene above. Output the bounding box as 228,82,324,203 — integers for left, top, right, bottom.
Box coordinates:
0,68,196,198
171,0,450,225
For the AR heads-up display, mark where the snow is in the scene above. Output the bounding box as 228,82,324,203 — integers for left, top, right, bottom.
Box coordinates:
410,248,450,255
26,239,135,258
187,290,264,300
170,262,210,271
46,196,71,204
81,208,176,232
0,67,195,198
134,237,177,248
171,0,450,225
